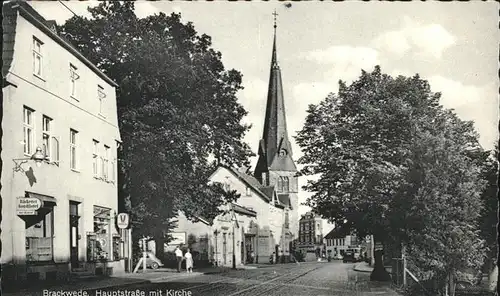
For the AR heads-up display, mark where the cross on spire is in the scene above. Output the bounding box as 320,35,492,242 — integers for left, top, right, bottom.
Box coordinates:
273,10,278,29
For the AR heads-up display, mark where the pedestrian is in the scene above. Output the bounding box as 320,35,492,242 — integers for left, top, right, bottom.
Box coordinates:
185,248,194,273
250,250,255,264
175,246,183,273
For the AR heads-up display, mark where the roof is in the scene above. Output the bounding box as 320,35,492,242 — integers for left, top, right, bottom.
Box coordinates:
277,194,291,208
2,1,118,87
324,224,352,239
231,203,257,217
254,24,297,175
224,166,272,202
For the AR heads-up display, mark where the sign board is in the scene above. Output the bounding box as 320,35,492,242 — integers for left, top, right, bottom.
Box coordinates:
374,242,383,251
17,197,42,215
166,232,186,245
117,213,130,229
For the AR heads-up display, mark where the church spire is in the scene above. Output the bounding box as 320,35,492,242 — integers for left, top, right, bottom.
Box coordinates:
254,11,297,180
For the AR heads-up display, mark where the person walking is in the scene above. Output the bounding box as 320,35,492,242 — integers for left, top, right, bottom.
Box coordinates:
185,249,194,273
175,246,183,273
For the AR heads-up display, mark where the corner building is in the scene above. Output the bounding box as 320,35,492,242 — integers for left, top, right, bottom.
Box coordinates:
1,1,125,283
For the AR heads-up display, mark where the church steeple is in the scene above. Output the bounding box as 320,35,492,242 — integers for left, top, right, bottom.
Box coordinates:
255,11,297,181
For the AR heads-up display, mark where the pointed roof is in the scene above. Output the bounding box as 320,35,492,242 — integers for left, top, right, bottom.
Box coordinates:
255,13,297,176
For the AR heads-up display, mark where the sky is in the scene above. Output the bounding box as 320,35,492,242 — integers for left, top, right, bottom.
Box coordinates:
30,1,499,234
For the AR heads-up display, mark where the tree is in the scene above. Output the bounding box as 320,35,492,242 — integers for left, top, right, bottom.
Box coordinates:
58,2,253,257
296,66,488,289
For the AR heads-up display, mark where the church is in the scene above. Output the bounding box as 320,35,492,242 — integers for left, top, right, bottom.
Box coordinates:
165,17,299,267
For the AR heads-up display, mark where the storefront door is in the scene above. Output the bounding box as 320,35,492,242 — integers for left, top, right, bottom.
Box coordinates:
69,202,80,269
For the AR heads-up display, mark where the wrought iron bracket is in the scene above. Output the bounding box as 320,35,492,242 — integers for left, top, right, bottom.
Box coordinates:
12,158,31,173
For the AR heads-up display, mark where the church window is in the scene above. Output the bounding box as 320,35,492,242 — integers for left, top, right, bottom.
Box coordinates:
277,177,283,192
279,149,287,157
262,172,268,186
284,211,289,229
245,187,251,196
283,177,289,192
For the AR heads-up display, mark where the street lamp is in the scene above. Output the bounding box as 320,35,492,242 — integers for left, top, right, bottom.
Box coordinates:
231,207,237,270
13,146,51,172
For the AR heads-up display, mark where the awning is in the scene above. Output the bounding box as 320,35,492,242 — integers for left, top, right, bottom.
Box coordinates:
26,191,57,207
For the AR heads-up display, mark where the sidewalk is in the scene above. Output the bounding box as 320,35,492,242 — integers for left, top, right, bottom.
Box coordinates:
354,262,393,273
2,266,236,296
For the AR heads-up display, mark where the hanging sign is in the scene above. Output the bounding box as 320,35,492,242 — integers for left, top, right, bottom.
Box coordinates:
17,197,42,215
117,213,130,229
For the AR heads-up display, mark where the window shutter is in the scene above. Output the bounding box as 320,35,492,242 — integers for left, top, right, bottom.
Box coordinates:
100,156,104,179
51,136,60,164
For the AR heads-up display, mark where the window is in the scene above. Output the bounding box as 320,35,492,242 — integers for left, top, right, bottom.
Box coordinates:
26,207,54,262
88,206,111,262
284,211,289,229
277,177,283,192
92,140,99,177
32,37,42,77
98,85,106,116
245,187,251,196
42,116,51,159
70,64,79,99
23,107,34,155
70,129,78,170
283,177,289,192
103,145,110,181
111,157,116,183
261,172,268,186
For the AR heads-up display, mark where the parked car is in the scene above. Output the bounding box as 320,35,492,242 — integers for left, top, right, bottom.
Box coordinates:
334,253,343,260
145,252,164,269
343,249,360,263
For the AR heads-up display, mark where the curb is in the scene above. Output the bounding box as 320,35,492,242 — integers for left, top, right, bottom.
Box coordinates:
353,264,373,273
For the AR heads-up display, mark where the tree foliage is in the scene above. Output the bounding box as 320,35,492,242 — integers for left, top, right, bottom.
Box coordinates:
58,1,253,237
296,66,490,289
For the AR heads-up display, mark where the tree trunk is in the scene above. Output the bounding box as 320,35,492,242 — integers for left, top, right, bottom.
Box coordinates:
370,235,391,282
154,230,166,262
447,271,456,296
488,265,498,292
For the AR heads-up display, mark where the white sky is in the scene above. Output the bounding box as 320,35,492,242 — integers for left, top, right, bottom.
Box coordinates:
30,1,499,234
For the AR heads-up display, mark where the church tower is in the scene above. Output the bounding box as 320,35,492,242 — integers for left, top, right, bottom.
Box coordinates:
254,12,299,239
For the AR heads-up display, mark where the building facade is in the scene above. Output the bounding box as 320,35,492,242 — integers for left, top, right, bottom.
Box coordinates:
324,227,360,257
1,1,124,283
298,211,325,261
163,21,298,267
164,166,294,267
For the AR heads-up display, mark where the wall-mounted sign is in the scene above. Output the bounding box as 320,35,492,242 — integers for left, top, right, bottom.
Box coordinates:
116,213,129,229
17,197,42,215
165,232,186,246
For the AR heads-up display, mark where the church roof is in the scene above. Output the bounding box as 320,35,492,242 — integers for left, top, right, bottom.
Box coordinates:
223,166,272,202
277,194,291,208
259,186,275,201
254,15,297,176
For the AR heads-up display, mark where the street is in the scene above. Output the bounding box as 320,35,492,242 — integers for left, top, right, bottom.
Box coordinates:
92,262,398,296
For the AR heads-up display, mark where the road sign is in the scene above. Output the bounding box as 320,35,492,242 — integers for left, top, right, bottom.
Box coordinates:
117,213,130,229
17,197,42,215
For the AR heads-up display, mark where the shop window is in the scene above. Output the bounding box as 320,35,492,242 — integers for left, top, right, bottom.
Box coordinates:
87,206,111,262
25,208,54,262
113,234,121,261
